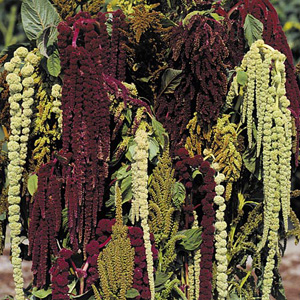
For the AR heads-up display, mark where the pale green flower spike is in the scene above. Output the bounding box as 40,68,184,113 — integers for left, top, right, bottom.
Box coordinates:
226,40,292,300
131,128,155,300
6,47,40,300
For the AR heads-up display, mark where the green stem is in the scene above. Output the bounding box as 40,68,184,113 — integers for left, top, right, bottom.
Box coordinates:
173,285,188,300
239,270,252,291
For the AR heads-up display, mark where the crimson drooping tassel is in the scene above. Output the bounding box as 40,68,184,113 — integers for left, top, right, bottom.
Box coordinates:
57,12,113,254
29,160,62,287
156,13,229,152
174,149,216,299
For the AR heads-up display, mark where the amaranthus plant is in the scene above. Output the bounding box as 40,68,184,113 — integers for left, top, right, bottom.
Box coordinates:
0,0,299,300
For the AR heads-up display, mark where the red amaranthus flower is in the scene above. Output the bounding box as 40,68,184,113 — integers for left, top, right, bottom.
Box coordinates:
174,149,216,299
156,13,229,151
50,248,72,300
28,160,62,288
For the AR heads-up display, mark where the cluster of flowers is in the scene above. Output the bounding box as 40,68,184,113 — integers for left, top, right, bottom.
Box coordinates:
84,219,158,299
5,47,40,299
213,172,228,300
51,84,63,135
128,227,158,300
174,148,216,300
226,39,292,299
156,12,229,150
58,12,113,250
29,160,62,287
50,248,72,300
131,128,155,299
234,0,300,163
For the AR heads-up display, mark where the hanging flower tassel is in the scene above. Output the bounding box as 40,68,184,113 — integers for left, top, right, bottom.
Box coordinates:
131,128,155,300
5,47,40,300
213,172,228,300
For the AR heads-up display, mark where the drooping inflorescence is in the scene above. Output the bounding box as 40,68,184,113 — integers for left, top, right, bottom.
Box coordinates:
226,39,293,300
5,47,40,300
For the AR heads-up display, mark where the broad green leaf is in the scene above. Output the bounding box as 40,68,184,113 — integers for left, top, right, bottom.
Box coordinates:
243,14,264,47
21,0,61,41
159,68,182,96
36,25,58,58
148,137,160,162
0,87,3,93
122,188,132,204
242,145,262,180
237,70,248,86
121,175,132,195
125,108,132,123
155,271,170,291
107,183,116,208
125,288,140,298
114,164,130,180
125,139,136,162
27,174,38,196
47,48,61,77
151,117,167,149
178,228,202,251
31,287,52,298
171,182,186,208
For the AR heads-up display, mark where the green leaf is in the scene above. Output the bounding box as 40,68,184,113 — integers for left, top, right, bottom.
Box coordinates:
31,287,52,298
242,145,262,180
0,212,6,221
229,292,240,300
121,175,132,196
125,288,140,298
237,70,248,86
21,0,61,41
155,271,170,291
27,174,38,196
182,10,210,27
114,164,130,180
0,87,4,93
125,139,136,162
271,271,287,300
151,117,167,148
192,169,201,179
159,68,182,96
125,109,132,123
47,48,61,77
243,14,264,47
177,228,202,251
171,182,186,208
36,25,58,58
210,13,224,21
68,279,78,294
148,137,160,162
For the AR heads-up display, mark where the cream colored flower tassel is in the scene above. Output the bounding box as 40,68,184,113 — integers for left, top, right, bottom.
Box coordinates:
131,128,155,299
5,47,40,300
214,172,228,300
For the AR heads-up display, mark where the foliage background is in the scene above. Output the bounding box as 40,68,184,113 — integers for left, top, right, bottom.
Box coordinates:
0,0,300,61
